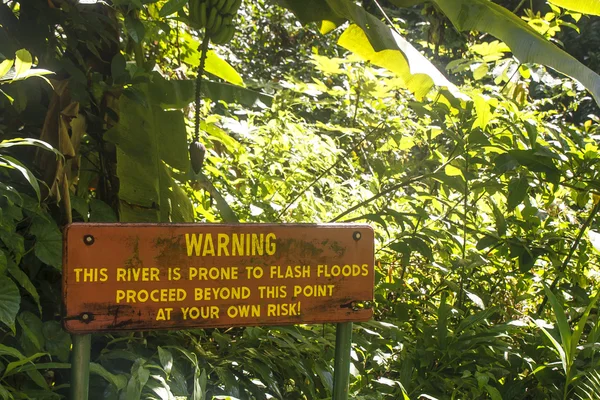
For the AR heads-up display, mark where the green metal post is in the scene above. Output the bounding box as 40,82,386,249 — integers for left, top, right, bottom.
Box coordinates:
332,322,353,400
70,334,91,400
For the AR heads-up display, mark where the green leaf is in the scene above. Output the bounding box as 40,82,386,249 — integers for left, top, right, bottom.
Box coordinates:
533,317,568,374
17,311,45,352
148,75,272,108
90,362,128,390
543,285,572,366
0,384,10,400
473,93,492,129
202,122,242,153
8,260,41,314
485,384,503,400
156,111,189,171
157,347,173,376
0,59,14,79
106,85,193,223
14,49,32,80
4,352,47,376
160,163,194,222
0,276,20,329
29,216,62,269
1,156,40,201
89,199,117,222
273,0,344,25
571,291,600,365
193,367,206,400
507,177,529,211
111,53,127,83
389,0,426,5
445,164,463,177
432,0,600,105
185,50,245,87
0,251,6,275
549,0,600,16
0,343,24,359
42,321,71,362
125,14,145,43
159,0,188,16
193,173,239,223
472,63,489,80
338,24,466,100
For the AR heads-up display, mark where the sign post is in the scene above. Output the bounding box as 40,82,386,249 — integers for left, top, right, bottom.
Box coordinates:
70,334,91,399
63,223,374,398
332,321,353,400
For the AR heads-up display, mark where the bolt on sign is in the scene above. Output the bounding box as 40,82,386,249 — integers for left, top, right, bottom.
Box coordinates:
63,223,374,333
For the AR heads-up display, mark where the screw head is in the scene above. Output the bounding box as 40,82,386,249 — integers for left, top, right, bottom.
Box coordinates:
353,231,362,241
82,313,89,321
83,235,94,245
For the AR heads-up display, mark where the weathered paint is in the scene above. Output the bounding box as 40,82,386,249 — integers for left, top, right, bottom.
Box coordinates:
63,223,374,333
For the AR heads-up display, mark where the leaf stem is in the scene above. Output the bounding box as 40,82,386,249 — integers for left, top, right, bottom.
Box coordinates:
194,33,211,143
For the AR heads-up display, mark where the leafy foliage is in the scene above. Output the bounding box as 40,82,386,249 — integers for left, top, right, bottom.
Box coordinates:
1,0,600,399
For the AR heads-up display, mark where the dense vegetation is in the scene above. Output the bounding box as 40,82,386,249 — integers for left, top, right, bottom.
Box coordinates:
1,0,600,398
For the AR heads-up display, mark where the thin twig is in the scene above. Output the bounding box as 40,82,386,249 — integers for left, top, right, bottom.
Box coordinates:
372,0,403,38
195,34,210,142
329,155,459,223
277,122,384,220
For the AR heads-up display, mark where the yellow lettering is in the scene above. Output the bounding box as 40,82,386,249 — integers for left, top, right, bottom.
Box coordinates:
265,233,276,255
186,233,202,256
217,234,230,256
181,306,219,320
232,234,244,256
266,302,300,317
189,267,239,280
361,263,369,276
252,233,263,256
116,268,160,282
293,285,335,298
202,234,215,256
99,268,108,282
156,307,173,321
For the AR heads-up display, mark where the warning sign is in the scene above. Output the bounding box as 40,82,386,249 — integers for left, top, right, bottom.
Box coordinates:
63,223,374,333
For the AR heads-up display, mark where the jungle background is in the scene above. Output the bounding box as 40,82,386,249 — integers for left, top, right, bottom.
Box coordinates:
1,0,600,398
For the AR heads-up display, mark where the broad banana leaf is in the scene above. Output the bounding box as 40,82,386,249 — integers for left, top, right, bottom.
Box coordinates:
274,0,600,106
549,0,600,16
432,0,600,105
149,74,273,109
338,24,467,100
105,86,193,223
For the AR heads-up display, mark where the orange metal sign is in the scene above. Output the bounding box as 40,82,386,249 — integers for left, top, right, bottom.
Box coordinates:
63,223,374,333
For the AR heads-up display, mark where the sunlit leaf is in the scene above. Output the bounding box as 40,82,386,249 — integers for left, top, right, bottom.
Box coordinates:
14,49,32,80
432,0,600,105
338,24,467,100
0,59,14,79
159,0,188,17
549,0,600,16
185,50,245,87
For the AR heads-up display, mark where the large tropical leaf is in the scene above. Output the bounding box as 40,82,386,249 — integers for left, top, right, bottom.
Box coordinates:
338,24,467,100
549,0,600,16
276,0,600,105
431,0,600,105
105,86,193,223
149,74,273,109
